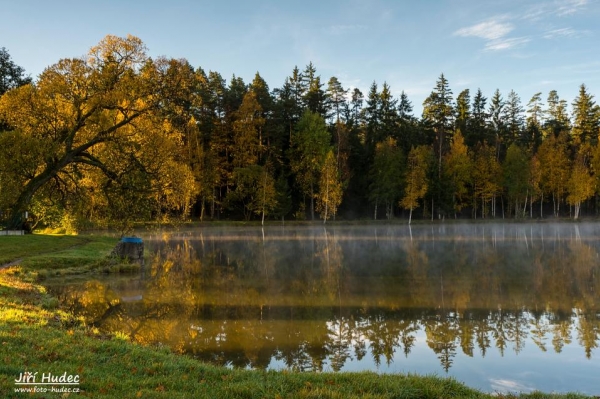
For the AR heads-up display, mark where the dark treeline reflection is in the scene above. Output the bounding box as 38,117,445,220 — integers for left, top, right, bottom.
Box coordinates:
52,224,600,372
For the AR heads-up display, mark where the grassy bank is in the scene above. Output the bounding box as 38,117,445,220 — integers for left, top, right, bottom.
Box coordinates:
0,234,592,398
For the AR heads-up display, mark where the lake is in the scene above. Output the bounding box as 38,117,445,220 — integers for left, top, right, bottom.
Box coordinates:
47,223,600,395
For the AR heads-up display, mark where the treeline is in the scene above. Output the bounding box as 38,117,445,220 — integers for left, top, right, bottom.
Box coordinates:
1,35,600,230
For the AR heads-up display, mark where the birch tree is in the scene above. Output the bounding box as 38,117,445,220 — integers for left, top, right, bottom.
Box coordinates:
401,146,432,224
316,150,343,223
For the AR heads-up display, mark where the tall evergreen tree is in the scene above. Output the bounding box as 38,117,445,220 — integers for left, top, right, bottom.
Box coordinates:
326,76,348,167
470,88,489,146
302,62,328,117
379,82,398,142
544,90,570,138
504,90,524,148
422,73,454,176
422,74,454,216
571,84,599,145
525,92,543,150
488,89,505,159
249,72,277,163
348,88,364,128
397,91,419,152
364,81,381,158
455,89,470,136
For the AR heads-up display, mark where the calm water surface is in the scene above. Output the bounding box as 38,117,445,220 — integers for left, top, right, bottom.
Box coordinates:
48,223,600,394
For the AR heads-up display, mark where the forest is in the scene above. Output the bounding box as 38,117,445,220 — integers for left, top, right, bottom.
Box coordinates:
1,34,600,231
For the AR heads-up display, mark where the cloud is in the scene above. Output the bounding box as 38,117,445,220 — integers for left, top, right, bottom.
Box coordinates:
523,0,588,20
490,378,535,393
543,27,577,38
485,37,531,51
454,19,514,41
454,18,529,51
556,0,588,16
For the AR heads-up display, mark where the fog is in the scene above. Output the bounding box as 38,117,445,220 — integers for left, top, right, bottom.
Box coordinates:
48,222,600,394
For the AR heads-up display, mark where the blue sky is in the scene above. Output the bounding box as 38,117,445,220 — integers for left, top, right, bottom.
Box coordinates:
2,0,599,115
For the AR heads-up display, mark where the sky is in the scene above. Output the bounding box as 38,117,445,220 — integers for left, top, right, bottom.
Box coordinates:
1,0,599,115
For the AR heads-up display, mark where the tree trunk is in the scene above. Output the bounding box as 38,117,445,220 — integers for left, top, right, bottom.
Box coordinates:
323,171,329,224
200,197,205,222
310,181,315,221
261,171,266,226
431,197,434,221
374,198,378,221
408,207,413,224
6,163,61,230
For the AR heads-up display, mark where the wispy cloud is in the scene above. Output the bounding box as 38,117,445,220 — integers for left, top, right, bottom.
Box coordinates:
490,379,535,393
454,19,514,40
485,37,531,51
543,27,589,39
523,0,589,20
556,0,588,16
454,17,530,51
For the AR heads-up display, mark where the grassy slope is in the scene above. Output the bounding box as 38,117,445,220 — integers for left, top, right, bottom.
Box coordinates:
0,235,592,399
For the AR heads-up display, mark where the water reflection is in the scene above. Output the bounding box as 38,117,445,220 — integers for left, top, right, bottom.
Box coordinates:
49,224,600,394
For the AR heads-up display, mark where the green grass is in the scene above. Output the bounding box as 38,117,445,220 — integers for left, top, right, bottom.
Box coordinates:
0,234,91,265
0,234,128,277
0,234,593,398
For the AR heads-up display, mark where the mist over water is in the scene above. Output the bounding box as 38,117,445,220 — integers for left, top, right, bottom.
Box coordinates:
49,223,600,394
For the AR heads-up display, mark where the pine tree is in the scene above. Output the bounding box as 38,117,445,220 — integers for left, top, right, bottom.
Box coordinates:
470,88,489,146
455,89,471,144
544,90,570,138
380,82,399,142
423,74,454,178
505,90,524,148
525,92,543,150
488,89,505,159
572,84,599,145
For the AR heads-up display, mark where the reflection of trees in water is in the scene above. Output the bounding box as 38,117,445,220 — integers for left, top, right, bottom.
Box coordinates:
52,225,600,372
424,313,458,372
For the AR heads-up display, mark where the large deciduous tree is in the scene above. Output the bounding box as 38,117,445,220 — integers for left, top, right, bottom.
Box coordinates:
537,132,571,217
567,146,595,219
369,137,405,220
401,145,432,224
0,35,196,230
289,110,331,220
444,130,472,216
316,150,343,223
502,144,530,218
